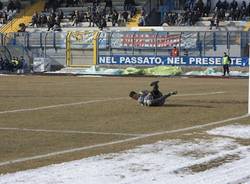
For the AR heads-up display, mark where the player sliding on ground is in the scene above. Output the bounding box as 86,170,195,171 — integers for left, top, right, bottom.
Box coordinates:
129,81,177,106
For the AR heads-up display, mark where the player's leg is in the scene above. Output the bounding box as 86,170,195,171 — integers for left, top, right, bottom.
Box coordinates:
148,91,177,106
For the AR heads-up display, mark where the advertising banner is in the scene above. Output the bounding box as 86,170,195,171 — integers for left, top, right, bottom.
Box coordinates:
110,32,197,49
98,55,249,67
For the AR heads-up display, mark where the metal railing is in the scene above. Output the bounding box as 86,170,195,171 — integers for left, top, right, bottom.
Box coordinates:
0,30,249,68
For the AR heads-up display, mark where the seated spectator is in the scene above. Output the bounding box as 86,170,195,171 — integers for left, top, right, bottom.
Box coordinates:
121,11,129,22
18,23,26,32
138,15,145,26
194,0,204,12
98,16,107,30
57,9,64,20
210,14,219,29
40,13,48,27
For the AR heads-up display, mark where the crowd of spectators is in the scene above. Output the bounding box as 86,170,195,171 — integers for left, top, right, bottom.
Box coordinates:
32,0,138,30
0,0,21,25
163,0,250,27
209,0,250,29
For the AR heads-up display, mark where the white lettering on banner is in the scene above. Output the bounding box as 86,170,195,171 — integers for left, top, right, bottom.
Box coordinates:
189,57,196,65
119,57,163,65
188,57,222,65
233,58,242,66
99,56,247,66
215,58,221,65
99,57,117,64
166,57,186,65
155,57,162,65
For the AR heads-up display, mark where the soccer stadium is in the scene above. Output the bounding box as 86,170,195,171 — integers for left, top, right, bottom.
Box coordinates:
0,0,250,183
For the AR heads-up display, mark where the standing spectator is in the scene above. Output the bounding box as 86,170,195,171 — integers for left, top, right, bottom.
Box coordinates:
72,10,80,26
171,46,179,57
230,0,238,10
247,2,250,16
105,0,113,11
0,57,3,70
222,52,231,76
124,0,130,11
216,0,223,10
47,15,54,31
7,0,15,11
31,12,39,27
195,0,204,12
14,0,21,12
111,9,118,26
222,0,229,10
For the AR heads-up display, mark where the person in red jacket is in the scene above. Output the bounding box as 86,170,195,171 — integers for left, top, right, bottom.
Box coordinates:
171,46,179,57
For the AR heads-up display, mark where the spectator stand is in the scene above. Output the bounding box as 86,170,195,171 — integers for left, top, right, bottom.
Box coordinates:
27,0,147,32
159,0,250,29
0,0,45,33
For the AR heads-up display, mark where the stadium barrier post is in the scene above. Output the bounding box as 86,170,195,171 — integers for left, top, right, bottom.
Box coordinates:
93,31,100,65
66,32,72,67
248,42,250,115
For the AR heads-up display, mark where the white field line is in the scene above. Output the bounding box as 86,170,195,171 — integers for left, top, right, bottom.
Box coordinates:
0,91,225,115
0,97,127,114
0,114,249,167
177,91,225,97
0,127,142,137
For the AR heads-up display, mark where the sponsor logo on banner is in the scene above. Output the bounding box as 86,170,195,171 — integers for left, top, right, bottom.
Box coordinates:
70,31,108,49
98,55,249,67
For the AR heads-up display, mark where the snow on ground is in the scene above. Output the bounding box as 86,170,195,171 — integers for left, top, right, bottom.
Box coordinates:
0,125,250,184
208,125,250,139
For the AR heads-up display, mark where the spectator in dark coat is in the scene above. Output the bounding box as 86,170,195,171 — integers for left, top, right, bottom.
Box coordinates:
216,0,223,10
230,0,238,10
111,9,119,26
222,0,229,10
105,0,113,10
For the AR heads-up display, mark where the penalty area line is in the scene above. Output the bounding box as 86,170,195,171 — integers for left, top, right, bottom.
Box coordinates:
0,113,248,167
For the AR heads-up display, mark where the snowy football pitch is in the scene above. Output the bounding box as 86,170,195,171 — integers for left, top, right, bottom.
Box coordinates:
0,75,249,179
